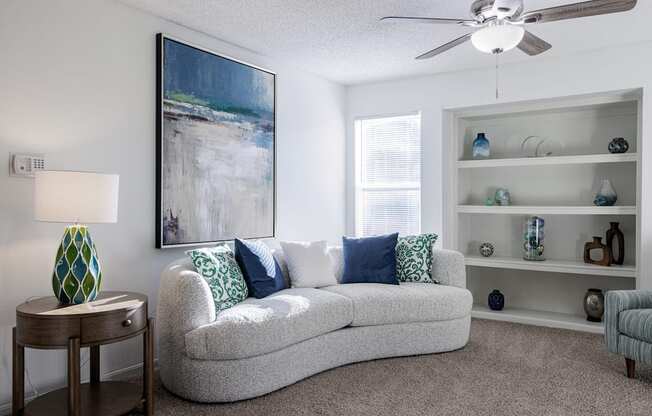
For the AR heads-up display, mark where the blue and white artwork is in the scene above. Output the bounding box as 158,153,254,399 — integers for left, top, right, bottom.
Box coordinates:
157,35,275,247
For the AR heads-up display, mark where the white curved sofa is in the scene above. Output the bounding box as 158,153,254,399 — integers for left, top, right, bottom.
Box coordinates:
157,247,472,402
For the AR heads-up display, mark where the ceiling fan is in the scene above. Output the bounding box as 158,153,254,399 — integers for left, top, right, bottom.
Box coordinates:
382,0,637,59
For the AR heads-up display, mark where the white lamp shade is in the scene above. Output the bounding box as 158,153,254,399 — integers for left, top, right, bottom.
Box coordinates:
471,24,524,54
34,171,119,223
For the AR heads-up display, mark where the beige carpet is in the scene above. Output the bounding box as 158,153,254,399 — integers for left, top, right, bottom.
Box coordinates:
149,319,652,416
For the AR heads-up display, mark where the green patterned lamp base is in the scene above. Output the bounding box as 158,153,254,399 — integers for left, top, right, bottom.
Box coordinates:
52,225,103,304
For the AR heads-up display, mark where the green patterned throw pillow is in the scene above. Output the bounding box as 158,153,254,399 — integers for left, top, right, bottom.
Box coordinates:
396,234,439,283
186,245,248,313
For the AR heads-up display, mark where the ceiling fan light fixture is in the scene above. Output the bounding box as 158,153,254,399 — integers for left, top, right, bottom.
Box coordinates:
471,23,525,54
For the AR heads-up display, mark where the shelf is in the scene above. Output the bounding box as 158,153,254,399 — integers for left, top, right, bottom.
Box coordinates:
23,381,143,416
472,305,604,334
465,255,636,278
457,153,637,169
456,205,636,215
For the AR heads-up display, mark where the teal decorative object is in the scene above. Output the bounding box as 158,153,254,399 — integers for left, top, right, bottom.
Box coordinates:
186,246,248,313
472,133,490,159
396,233,439,283
494,188,511,206
52,225,102,304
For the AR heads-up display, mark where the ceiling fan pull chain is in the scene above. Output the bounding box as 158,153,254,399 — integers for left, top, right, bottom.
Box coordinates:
495,52,500,100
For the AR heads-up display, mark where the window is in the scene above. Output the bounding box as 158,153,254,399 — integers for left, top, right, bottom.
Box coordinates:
354,113,421,237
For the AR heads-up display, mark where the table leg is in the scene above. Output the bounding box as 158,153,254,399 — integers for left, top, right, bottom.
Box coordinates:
90,345,100,384
143,318,154,416
68,337,81,416
12,327,24,416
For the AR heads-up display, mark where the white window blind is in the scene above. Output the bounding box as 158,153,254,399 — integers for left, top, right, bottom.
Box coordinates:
355,113,421,237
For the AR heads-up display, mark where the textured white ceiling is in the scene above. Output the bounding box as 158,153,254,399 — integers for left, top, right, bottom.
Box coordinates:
119,0,652,85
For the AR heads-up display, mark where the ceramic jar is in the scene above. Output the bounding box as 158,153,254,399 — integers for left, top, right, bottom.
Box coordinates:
606,222,625,265
488,290,505,311
583,288,605,322
608,137,629,154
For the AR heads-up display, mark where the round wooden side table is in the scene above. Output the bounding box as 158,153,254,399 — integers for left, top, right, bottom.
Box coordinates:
12,291,154,416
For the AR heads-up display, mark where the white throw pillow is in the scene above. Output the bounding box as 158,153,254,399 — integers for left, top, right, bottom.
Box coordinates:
280,240,338,288
328,246,344,283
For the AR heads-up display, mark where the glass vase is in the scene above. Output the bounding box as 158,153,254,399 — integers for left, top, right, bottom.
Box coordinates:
523,216,545,261
472,133,490,159
593,179,618,206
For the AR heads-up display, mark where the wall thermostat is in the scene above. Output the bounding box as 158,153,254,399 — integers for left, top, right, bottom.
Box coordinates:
10,153,46,178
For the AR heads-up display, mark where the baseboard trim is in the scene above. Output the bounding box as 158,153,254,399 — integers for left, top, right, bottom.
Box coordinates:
0,359,158,416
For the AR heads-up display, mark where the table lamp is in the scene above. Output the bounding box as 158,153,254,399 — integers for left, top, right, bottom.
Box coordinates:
34,171,119,304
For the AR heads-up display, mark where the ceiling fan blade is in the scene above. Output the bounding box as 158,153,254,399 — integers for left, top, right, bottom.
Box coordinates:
520,0,637,24
517,31,552,55
416,33,472,60
381,16,475,26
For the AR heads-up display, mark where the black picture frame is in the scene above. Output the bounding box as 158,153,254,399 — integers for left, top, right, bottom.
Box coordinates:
156,33,277,249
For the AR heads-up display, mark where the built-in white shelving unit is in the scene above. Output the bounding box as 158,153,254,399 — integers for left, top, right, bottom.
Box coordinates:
465,256,636,278
472,305,603,334
443,89,643,334
457,153,637,169
457,205,636,215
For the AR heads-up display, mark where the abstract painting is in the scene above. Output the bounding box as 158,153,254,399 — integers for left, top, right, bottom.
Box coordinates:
156,34,276,248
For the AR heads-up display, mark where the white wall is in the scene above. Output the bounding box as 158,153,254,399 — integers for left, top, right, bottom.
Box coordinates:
347,41,652,311
347,41,652,278
0,0,346,407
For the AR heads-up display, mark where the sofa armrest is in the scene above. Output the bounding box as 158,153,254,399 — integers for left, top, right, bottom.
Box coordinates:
432,249,466,288
158,259,216,337
604,290,652,353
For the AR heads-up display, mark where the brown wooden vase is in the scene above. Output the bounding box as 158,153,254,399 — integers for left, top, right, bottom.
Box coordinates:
584,236,612,267
606,222,625,265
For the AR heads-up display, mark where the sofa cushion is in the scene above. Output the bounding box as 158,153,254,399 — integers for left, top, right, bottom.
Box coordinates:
328,246,344,282
184,288,354,360
280,240,338,288
396,233,439,283
274,246,344,284
322,282,472,327
185,245,249,313
341,233,399,285
619,309,652,344
235,239,287,299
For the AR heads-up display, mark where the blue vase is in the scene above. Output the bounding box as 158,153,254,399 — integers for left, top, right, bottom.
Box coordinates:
472,133,490,159
488,290,504,311
594,179,617,206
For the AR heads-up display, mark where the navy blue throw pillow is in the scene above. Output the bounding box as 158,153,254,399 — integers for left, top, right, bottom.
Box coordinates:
341,233,399,285
234,239,287,298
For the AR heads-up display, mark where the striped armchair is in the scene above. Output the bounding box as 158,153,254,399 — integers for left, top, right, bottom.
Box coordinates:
605,290,652,378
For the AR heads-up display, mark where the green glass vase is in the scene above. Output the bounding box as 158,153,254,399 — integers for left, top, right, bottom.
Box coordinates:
52,225,102,304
